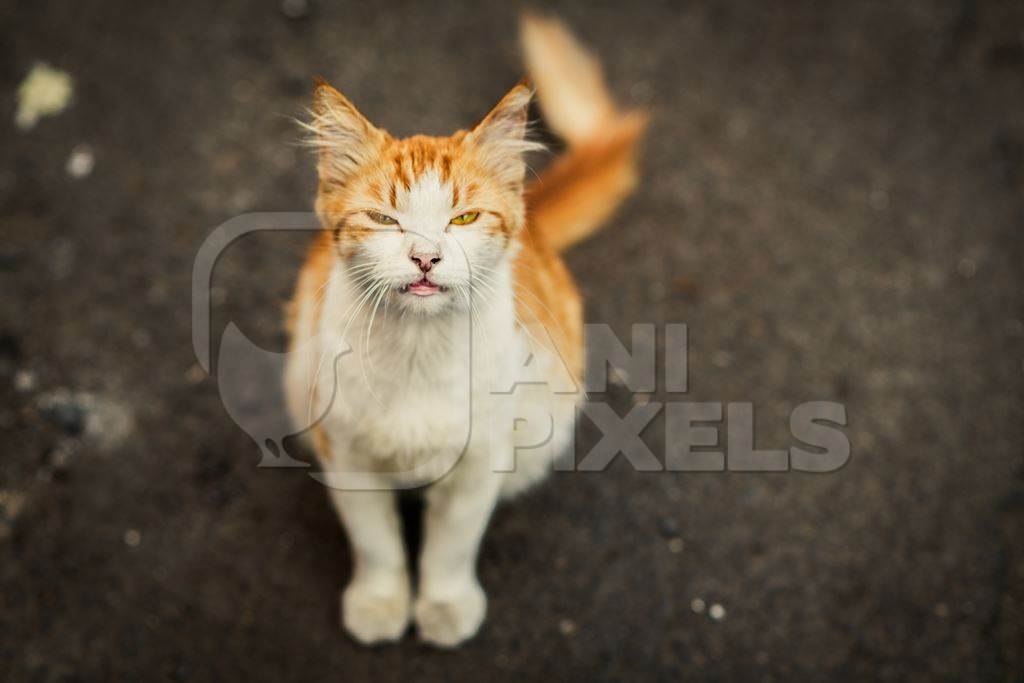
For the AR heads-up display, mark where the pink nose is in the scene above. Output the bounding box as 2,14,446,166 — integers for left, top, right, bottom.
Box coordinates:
410,252,441,272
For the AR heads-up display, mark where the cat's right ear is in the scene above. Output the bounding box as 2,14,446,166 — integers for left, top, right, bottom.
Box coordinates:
307,80,386,185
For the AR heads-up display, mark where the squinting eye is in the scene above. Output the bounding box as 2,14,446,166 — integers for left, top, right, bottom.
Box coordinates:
450,211,480,226
366,211,398,225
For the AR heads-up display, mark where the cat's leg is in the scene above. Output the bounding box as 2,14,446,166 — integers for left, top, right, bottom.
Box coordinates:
414,466,501,647
321,470,411,645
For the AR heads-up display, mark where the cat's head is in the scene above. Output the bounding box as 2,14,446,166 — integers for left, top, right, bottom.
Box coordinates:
305,80,541,315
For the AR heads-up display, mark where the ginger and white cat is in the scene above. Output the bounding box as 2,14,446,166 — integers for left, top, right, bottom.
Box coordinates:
284,15,645,647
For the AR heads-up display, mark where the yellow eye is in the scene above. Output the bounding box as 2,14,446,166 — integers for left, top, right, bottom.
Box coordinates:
451,211,480,226
366,211,398,225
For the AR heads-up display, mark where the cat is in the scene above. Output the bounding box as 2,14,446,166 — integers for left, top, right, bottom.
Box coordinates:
284,14,646,647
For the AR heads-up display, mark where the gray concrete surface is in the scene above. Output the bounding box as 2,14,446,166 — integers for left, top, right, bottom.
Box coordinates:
1,0,1023,680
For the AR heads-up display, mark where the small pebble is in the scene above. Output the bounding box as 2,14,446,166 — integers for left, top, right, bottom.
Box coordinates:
0,490,27,520
47,440,75,471
13,369,36,393
691,598,706,614
709,603,726,621
124,529,141,547
229,188,256,212
66,144,95,178
667,538,684,554
185,363,206,385
558,618,578,637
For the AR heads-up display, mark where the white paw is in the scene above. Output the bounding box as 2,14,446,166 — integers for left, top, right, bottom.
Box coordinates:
414,581,487,648
341,579,411,645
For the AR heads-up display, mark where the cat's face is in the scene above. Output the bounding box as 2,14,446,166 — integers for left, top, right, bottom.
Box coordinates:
308,82,540,315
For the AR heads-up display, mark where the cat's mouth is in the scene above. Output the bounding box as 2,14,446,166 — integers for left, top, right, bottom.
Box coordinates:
399,278,448,297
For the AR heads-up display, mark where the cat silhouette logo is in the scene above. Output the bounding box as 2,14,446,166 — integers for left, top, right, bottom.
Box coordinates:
192,213,474,488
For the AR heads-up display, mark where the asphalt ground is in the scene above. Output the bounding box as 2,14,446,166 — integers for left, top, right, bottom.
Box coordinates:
1,1,1023,680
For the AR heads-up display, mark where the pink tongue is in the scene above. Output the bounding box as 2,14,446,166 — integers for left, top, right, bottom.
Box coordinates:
409,279,438,296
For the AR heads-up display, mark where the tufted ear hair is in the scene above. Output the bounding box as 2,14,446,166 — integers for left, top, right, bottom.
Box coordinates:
467,82,544,186
303,79,388,186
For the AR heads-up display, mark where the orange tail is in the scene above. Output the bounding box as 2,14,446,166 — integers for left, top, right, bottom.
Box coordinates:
521,15,647,252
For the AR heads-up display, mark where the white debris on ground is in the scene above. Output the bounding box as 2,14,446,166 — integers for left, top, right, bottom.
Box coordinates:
667,537,684,554
691,598,706,614
66,144,95,178
81,393,135,450
36,389,135,451
15,62,73,130
708,603,726,621
123,529,142,547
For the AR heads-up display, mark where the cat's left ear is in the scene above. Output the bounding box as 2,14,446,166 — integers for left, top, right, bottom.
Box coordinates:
468,82,543,186
307,79,387,186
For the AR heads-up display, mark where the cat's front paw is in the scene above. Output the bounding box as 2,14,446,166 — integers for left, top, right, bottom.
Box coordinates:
414,581,487,648
341,578,411,645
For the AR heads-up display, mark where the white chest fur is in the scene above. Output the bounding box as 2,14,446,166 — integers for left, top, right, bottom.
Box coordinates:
305,264,520,486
